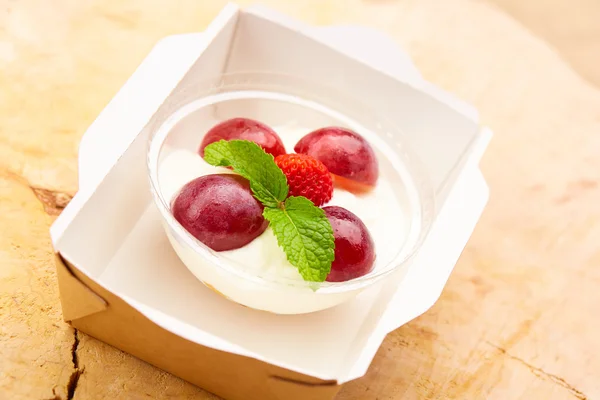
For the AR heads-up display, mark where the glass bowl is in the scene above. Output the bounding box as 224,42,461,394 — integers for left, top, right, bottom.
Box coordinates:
147,72,434,314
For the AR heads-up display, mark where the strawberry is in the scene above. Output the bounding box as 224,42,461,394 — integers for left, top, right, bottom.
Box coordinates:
275,153,334,206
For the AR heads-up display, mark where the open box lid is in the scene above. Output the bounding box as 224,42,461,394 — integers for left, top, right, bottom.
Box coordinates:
50,3,490,385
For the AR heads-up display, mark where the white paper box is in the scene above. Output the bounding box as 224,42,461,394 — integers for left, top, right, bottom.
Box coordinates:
50,4,491,399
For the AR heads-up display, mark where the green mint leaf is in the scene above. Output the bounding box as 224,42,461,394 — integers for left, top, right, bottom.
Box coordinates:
203,140,288,208
263,196,335,282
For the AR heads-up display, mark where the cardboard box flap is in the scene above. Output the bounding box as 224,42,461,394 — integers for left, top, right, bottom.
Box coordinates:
55,254,108,321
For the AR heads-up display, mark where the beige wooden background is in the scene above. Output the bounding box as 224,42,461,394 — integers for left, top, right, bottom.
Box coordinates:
1,0,599,399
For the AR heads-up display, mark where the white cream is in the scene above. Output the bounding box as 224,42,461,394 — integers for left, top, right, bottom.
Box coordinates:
158,127,406,285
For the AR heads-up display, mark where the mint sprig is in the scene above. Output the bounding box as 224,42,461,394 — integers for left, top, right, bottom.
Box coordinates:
203,140,335,282
203,140,288,208
263,197,335,282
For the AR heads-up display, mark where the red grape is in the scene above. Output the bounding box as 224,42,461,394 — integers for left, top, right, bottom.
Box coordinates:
294,127,378,191
199,117,286,158
172,174,268,251
323,206,375,282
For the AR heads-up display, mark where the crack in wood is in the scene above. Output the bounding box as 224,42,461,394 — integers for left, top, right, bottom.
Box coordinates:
66,329,82,400
487,342,588,399
21,180,79,398
71,329,79,370
66,369,82,400
29,186,73,216
46,329,82,400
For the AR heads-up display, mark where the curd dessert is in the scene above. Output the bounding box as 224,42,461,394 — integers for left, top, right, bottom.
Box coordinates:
159,117,406,287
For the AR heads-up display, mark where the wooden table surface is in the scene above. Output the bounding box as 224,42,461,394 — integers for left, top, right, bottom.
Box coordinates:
2,0,599,399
